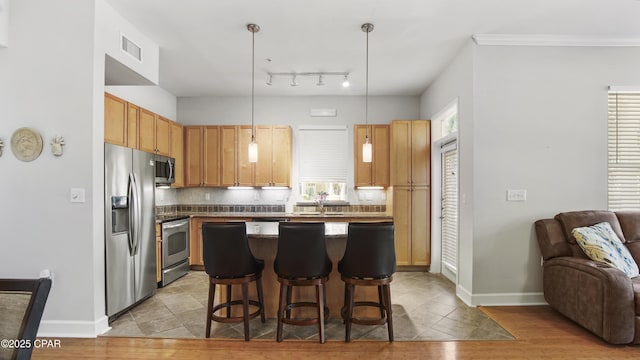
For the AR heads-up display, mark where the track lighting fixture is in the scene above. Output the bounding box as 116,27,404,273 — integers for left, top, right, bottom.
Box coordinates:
342,75,350,88
265,72,350,87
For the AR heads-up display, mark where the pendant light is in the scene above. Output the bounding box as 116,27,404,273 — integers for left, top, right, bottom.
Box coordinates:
361,23,374,163
247,23,260,163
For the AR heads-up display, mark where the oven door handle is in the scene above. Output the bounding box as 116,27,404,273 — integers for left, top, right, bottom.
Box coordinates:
162,221,187,230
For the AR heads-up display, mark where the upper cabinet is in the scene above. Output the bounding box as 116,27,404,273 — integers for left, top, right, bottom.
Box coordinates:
104,93,128,147
184,126,220,187
104,93,185,187
220,126,254,187
139,110,171,156
390,120,430,186
255,125,292,187
354,124,390,187
170,122,184,188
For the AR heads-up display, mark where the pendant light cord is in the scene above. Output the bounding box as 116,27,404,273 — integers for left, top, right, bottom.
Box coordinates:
365,27,369,142
251,29,255,141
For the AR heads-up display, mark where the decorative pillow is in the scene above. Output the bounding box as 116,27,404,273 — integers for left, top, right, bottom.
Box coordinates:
572,222,639,278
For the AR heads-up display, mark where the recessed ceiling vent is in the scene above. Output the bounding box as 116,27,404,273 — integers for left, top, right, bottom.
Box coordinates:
121,34,142,62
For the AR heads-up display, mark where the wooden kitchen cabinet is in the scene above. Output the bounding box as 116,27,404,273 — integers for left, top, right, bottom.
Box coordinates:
184,126,220,187
138,109,172,156
391,120,431,267
104,93,128,146
220,125,254,187
391,120,430,186
155,116,172,156
126,103,140,149
255,125,292,187
138,108,156,154
170,121,184,187
189,217,251,269
354,124,390,187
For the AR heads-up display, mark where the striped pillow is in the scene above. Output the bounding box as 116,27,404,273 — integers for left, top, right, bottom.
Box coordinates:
572,222,639,278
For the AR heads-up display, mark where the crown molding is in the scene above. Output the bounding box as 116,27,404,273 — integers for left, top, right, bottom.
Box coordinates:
472,34,640,47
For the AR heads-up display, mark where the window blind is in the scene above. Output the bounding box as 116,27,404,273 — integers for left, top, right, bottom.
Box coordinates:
608,92,640,210
441,147,458,272
297,126,348,182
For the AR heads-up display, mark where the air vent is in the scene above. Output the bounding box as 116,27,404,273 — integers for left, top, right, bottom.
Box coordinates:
121,34,142,62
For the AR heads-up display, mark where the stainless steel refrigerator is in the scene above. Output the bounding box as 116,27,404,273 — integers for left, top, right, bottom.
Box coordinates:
105,143,157,318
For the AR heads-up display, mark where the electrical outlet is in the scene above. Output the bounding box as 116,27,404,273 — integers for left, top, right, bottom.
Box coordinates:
507,189,527,201
205,193,211,201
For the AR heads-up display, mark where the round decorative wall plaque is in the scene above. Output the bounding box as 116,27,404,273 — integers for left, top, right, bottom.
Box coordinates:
11,127,43,162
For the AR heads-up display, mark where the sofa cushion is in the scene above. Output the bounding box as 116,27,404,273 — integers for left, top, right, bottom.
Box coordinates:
572,222,640,278
556,211,626,244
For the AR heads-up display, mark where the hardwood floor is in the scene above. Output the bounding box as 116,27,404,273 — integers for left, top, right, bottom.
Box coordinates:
32,306,638,359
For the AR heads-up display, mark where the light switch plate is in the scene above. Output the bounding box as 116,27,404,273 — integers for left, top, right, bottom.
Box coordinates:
507,189,527,201
70,188,85,203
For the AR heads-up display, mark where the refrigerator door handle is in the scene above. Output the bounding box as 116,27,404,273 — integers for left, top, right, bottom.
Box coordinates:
127,173,135,255
131,173,142,255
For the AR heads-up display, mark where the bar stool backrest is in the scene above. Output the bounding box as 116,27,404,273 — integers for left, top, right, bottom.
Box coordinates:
202,222,261,278
275,222,331,279
340,222,396,278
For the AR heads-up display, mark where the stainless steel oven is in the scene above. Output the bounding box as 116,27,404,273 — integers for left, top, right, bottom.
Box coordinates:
161,218,190,286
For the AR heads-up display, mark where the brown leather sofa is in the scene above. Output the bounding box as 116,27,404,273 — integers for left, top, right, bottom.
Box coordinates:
535,210,640,345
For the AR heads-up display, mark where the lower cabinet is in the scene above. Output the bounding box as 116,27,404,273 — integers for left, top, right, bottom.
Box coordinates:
393,185,430,266
189,217,251,269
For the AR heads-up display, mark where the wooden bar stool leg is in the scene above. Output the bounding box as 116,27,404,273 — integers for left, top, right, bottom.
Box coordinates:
276,282,287,342
256,277,266,323
345,283,355,343
316,282,326,344
241,282,250,341
383,284,393,342
226,284,232,318
285,285,293,320
206,281,215,338
377,285,385,319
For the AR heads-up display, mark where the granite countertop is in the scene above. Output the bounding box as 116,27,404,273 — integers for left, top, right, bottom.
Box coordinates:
155,215,190,224
181,212,392,219
245,222,348,237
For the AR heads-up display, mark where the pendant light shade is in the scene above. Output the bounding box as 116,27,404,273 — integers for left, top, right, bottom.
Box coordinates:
248,23,260,163
362,23,374,163
248,141,258,162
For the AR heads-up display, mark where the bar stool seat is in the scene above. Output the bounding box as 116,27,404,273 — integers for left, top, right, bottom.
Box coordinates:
202,222,265,341
338,222,396,342
274,222,332,343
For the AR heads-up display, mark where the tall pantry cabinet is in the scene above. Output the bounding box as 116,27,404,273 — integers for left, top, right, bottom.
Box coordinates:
391,120,431,267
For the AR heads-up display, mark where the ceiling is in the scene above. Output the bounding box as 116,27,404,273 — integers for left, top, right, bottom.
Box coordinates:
105,0,640,97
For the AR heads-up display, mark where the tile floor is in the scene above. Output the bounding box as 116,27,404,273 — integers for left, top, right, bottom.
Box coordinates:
103,271,514,341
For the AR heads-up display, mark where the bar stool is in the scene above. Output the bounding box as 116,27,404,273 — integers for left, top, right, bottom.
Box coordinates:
274,222,332,343
202,222,265,341
339,222,396,342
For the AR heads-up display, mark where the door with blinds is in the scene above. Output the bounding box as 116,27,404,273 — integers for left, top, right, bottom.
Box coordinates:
441,142,458,283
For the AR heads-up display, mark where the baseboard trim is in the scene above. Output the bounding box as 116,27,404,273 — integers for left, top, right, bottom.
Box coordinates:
456,285,546,307
38,316,110,338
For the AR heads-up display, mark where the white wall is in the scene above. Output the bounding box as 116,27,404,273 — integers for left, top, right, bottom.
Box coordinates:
0,0,8,47
96,0,159,84
420,42,476,300
421,42,640,305
0,0,108,336
105,85,177,120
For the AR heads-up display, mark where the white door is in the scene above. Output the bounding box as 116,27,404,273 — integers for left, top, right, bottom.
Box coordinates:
441,142,458,283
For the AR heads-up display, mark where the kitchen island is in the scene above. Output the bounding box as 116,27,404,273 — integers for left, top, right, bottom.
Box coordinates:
187,213,392,319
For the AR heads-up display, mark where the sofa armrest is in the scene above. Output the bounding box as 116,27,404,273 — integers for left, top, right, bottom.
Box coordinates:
543,257,635,344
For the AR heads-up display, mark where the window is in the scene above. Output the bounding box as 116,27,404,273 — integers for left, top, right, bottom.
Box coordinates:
297,126,348,201
608,92,640,210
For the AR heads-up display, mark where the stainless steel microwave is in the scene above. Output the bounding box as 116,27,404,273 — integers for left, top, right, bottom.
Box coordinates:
154,155,175,186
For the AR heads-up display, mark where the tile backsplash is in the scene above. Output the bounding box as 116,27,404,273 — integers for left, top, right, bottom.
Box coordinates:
156,203,386,215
